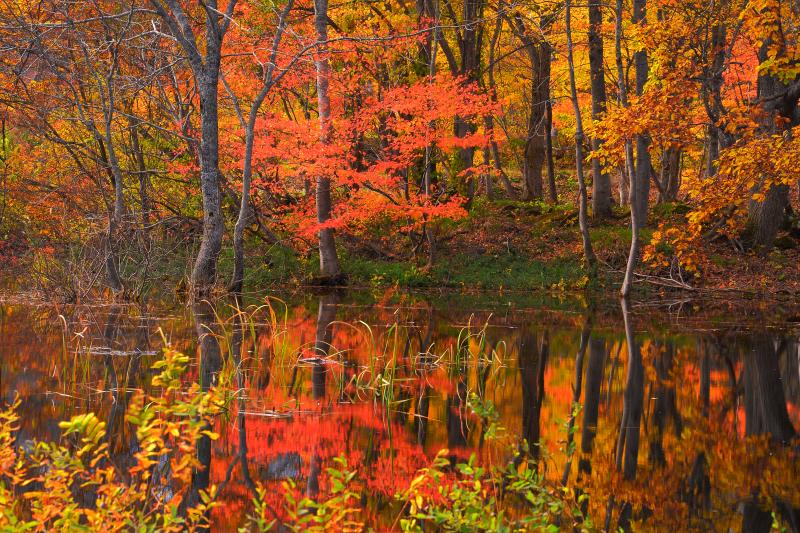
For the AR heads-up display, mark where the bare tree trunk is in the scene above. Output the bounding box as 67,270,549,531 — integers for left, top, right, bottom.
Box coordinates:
455,0,484,202
565,0,597,271
128,116,151,232
545,82,558,202
483,15,516,199
621,0,650,297
614,0,634,206
522,41,549,200
659,147,681,202
150,0,237,298
230,1,293,292
588,0,612,218
313,0,343,282
193,80,225,296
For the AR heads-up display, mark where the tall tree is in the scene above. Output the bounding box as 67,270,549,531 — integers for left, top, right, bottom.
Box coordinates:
312,0,343,283
150,0,238,296
506,9,554,201
228,0,294,293
588,0,612,218
565,0,597,271
621,0,651,297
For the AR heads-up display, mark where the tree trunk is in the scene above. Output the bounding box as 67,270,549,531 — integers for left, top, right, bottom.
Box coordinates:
621,0,650,297
231,1,293,293
545,87,558,202
659,147,681,202
128,116,151,232
565,0,597,271
632,2,651,226
313,0,343,282
614,0,634,207
588,0,612,218
483,15,516,199
522,41,549,200
452,0,484,202
192,80,225,296
746,41,798,251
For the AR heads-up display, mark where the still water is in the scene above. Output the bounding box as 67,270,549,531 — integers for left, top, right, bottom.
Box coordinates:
1,291,799,531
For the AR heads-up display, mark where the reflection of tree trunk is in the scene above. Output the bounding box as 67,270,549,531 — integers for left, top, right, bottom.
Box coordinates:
679,341,711,519
416,384,431,447
648,341,682,467
186,301,222,512
519,331,548,463
230,296,257,492
588,0,611,218
415,303,435,447
307,293,338,499
447,372,469,450
744,336,796,443
312,293,339,401
313,0,343,281
562,325,589,485
579,335,606,480
103,307,123,453
742,335,798,532
616,298,644,532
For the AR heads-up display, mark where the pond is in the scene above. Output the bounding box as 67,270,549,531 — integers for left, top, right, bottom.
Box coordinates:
1,290,799,531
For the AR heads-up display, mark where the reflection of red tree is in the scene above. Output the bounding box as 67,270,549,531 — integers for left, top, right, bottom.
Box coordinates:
209,402,433,528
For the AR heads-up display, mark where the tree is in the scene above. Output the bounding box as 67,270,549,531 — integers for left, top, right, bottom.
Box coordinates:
565,0,597,271
312,0,344,284
621,0,651,297
150,0,238,297
588,0,612,218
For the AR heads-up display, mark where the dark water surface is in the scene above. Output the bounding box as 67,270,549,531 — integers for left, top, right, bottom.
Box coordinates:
1,291,799,531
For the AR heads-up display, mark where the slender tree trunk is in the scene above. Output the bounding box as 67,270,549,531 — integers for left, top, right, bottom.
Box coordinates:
313,0,343,282
128,116,151,232
615,0,634,206
456,0,484,202
616,297,645,531
632,2,651,226
588,0,612,218
484,15,516,199
565,0,597,271
230,1,293,293
545,82,557,202
621,0,650,297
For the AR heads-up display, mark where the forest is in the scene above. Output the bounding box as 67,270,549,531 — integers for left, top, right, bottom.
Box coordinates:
0,0,797,299
1,0,800,532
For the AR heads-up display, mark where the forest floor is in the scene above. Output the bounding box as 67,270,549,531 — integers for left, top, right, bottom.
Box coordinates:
238,198,800,298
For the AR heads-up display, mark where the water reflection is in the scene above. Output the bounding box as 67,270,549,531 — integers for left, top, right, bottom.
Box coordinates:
0,294,798,531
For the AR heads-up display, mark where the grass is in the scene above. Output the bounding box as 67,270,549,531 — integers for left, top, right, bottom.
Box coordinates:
342,252,586,291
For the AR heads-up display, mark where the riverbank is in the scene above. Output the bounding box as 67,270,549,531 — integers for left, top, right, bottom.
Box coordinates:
233,199,800,297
